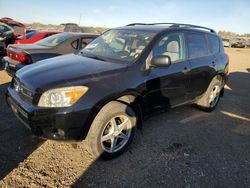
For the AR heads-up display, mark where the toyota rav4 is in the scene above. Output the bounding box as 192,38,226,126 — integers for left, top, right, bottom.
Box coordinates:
6,23,229,159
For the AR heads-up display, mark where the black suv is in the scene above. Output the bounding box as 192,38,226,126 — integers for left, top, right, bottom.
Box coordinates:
6,23,229,159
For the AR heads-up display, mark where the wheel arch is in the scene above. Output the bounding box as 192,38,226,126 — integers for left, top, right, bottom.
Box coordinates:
195,74,223,108
79,91,145,140
216,74,225,97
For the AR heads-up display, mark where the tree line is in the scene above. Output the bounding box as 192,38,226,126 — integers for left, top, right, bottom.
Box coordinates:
218,31,250,38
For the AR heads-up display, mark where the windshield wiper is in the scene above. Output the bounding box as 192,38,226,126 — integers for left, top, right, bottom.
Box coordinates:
80,52,106,61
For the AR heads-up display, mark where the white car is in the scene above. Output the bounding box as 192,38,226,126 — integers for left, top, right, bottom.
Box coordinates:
222,38,230,47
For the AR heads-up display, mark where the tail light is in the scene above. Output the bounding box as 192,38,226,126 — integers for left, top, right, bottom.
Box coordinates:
7,46,32,64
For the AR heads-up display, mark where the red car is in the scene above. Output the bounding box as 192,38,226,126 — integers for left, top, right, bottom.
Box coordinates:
15,31,61,44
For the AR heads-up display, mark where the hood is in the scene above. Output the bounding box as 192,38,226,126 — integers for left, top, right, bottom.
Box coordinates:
16,54,127,91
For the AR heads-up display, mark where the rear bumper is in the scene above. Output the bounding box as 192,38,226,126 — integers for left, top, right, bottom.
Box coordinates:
6,86,92,141
3,56,24,77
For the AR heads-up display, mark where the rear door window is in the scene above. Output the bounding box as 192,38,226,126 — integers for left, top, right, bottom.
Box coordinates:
207,35,220,54
187,33,208,58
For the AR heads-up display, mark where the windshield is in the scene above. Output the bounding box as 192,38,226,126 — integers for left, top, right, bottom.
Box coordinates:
36,33,72,47
81,29,155,62
25,31,39,39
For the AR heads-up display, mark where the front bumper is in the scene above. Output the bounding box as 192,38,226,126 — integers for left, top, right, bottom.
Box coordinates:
6,86,92,141
3,56,25,77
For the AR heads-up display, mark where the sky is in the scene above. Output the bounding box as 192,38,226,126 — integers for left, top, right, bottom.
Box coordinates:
0,0,249,34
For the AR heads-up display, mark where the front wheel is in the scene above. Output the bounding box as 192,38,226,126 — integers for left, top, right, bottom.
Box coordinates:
196,77,222,112
86,101,137,160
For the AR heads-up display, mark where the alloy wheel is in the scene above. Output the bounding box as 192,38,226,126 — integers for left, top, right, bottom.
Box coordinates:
101,115,132,153
208,85,220,108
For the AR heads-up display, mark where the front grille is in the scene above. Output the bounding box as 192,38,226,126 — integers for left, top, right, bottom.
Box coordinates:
21,85,33,98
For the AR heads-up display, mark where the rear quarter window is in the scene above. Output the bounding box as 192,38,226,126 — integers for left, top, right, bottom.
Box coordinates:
207,35,220,54
71,39,79,49
36,33,72,47
187,33,208,59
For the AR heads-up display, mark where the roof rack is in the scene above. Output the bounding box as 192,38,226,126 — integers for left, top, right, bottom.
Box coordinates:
126,23,216,33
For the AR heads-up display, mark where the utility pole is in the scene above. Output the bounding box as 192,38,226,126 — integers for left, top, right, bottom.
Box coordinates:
78,13,82,26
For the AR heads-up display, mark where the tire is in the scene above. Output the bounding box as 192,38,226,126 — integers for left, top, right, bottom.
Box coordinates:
196,77,223,112
0,57,4,70
86,101,137,160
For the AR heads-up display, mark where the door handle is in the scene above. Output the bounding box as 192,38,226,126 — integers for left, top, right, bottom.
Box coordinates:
182,67,190,74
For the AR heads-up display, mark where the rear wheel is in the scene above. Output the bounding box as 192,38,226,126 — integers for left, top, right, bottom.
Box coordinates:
86,101,136,159
196,77,222,112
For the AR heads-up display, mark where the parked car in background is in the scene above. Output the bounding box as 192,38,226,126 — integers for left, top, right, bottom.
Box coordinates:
222,38,230,47
0,22,15,55
231,42,245,48
230,37,248,48
6,23,229,159
0,17,26,39
3,32,99,76
15,31,61,44
246,39,250,48
0,18,26,55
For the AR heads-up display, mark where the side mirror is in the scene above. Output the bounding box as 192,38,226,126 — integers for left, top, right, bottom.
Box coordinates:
151,55,171,67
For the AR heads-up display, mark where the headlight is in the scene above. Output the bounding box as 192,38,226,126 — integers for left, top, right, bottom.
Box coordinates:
0,37,6,41
38,86,88,107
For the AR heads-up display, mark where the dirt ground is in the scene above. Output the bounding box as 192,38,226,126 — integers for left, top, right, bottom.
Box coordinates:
0,48,250,188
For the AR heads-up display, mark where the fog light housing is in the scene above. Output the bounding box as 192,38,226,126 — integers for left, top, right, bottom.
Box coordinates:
52,128,65,138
